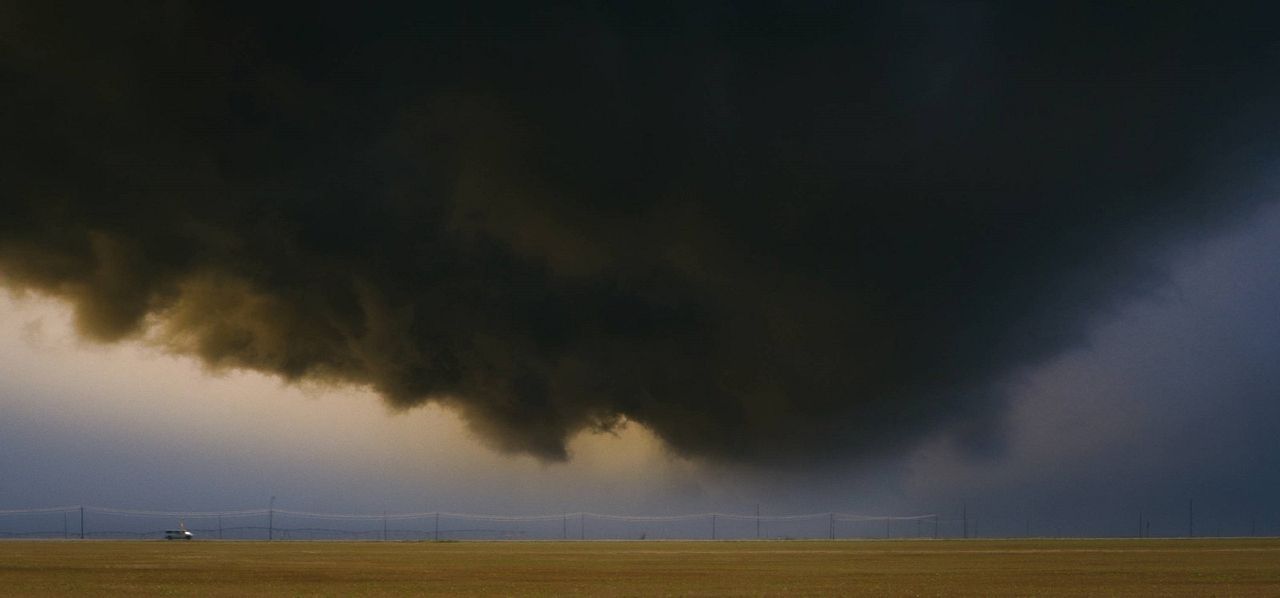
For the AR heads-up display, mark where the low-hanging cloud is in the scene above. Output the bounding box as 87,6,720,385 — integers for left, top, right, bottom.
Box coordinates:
1,3,1277,463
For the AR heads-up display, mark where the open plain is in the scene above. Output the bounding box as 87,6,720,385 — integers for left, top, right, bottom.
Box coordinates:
1,538,1279,596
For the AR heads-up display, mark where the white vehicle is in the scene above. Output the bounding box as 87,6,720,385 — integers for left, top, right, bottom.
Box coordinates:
164,529,193,540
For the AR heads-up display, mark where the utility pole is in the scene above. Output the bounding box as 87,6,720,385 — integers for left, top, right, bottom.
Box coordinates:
80,506,84,540
962,502,968,540
933,515,939,539
711,514,716,540
829,513,835,540
218,515,223,540
382,511,388,541
434,512,439,541
756,504,760,539
63,512,68,539
269,496,275,541
1138,509,1143,538
563,514,567,540
1188,499,1193,538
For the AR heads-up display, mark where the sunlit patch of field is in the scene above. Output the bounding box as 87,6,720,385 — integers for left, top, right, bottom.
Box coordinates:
2,538,1279,596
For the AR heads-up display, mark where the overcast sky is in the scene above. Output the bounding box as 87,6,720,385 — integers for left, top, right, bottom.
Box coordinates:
2,3,1279,537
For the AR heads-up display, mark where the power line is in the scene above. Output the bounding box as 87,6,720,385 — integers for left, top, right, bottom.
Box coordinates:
0,505,944,540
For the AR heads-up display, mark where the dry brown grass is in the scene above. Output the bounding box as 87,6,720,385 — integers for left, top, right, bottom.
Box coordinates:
2,538,1278,596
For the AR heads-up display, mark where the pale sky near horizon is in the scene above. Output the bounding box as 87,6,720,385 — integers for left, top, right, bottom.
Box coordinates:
0,290,700,515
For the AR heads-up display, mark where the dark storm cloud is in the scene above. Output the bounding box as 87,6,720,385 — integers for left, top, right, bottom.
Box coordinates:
1,2,1277,462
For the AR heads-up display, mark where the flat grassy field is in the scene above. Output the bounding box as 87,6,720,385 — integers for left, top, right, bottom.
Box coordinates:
2,538,1278,596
